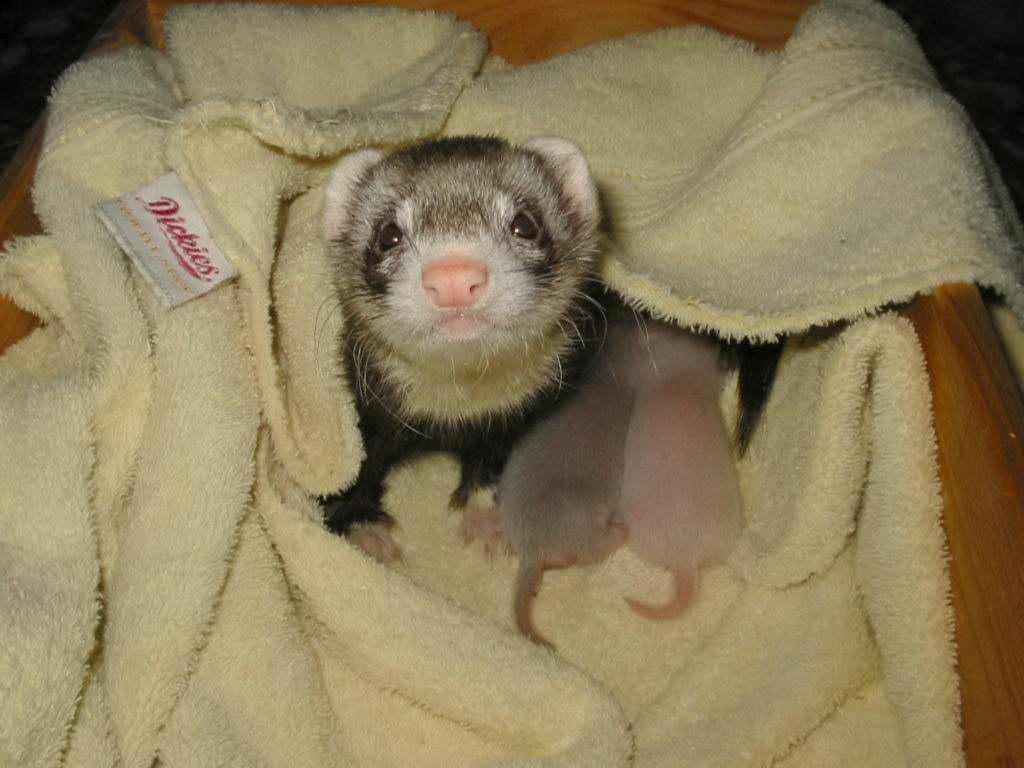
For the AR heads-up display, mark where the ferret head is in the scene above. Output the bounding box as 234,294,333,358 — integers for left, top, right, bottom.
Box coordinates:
323,135,601,366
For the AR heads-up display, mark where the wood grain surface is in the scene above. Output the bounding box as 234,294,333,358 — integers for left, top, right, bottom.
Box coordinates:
0,5,148,352
146,0,812,55
1,1,1022,764
903,285,1024,764
0,113,44,349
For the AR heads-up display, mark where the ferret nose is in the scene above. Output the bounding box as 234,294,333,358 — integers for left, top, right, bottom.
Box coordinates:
421,258,489,308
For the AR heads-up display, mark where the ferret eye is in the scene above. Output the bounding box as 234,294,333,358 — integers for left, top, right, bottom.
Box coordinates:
510,211,540,240
378,222,403,251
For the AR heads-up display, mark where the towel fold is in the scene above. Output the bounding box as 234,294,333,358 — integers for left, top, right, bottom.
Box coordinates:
444,0,1023,340
5,1,1017,765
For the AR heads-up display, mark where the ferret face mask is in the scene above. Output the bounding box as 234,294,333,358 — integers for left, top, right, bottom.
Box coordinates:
322,135,601,364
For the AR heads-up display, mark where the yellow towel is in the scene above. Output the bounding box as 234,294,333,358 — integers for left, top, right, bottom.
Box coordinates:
5,1,1019,765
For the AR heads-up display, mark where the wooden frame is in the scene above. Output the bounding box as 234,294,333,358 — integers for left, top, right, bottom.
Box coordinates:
1,1,1021,762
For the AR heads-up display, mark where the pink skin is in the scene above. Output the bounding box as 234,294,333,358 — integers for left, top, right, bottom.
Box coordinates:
511,512,628,649
465,314,743,644
616,322,742,619
421,257,490,309
466,363,635,649
350,518,403,565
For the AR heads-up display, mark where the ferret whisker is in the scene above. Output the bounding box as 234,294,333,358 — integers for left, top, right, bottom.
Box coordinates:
314,298,345,376
318,135,615,549
473,349,492,384
348,341,363,400
575,289,608,323
552,333,566,392
628,307,661,380
561,312,586,349
352,339,371,403
350,335,428,438
313,293,340,337
371,378,429,438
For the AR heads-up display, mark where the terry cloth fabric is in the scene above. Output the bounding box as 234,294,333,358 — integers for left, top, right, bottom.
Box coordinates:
2,1,1020,765
993,303,1024,388
445,0,1023,341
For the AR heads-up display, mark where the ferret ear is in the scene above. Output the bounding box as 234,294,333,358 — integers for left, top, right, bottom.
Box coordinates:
323,148,385,241
522,136,599,231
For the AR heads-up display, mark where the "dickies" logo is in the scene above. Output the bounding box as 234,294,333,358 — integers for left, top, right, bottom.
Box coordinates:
142,196,220,282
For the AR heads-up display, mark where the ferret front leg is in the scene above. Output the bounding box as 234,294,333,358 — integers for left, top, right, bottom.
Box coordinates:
453,445,510,556
320,433,415,562
320,470,403,563
320,478,389,534
449,442,509,509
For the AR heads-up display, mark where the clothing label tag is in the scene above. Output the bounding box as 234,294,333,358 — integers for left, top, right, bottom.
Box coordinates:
95,172,237,307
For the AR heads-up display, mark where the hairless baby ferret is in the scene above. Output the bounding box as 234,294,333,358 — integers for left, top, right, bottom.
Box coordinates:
615,317,743,619
487,338,633,647
467,310,744,646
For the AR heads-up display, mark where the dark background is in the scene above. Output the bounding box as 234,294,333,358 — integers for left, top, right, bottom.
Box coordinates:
1,0,1022,214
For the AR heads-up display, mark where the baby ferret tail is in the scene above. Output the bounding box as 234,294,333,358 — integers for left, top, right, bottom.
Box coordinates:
625,568,695,620
514,559,555,650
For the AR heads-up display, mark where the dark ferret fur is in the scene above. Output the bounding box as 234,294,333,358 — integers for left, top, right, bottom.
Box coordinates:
318,136,608,538
318,135,779,543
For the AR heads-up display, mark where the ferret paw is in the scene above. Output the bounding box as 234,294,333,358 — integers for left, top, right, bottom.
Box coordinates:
350,521,403,564
460,503,509,558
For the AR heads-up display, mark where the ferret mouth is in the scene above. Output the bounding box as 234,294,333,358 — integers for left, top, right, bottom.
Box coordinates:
432,311,493,339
